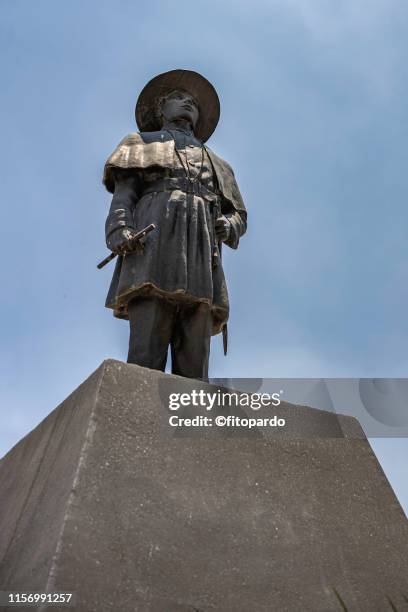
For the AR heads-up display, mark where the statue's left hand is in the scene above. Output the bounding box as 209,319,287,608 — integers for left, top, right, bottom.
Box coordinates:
215,215,231,242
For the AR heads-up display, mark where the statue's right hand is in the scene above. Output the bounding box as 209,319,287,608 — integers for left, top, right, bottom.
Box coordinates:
106,227,139,254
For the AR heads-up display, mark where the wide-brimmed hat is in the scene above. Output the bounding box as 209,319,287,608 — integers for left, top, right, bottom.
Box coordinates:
135,69,220,142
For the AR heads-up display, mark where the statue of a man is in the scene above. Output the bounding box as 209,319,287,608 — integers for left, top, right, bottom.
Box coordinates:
102,69,247,381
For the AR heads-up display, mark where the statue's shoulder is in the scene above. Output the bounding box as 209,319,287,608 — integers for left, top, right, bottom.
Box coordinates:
117,132,143,146
113,130,173,148
103,131,175,193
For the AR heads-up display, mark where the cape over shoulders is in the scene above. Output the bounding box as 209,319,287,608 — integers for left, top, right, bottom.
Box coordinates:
108,131,231,170
103,132,246,214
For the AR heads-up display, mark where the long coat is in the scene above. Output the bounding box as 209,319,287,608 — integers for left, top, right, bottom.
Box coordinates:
103,128,247,335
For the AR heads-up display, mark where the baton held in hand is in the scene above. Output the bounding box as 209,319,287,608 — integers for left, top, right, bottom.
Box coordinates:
97,223,156,269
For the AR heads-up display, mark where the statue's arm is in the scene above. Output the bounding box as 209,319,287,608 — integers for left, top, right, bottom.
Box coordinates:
105,170,140,253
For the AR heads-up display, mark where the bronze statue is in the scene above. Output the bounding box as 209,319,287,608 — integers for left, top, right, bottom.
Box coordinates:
102,69,247,381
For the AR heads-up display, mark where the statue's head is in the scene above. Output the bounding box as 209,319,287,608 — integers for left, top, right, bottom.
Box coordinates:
156,89,200,131
135,69,220,143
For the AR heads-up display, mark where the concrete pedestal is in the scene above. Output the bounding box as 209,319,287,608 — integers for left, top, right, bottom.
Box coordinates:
0,360,407,611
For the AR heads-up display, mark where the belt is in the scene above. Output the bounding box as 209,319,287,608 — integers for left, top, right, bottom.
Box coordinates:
141,177,220,202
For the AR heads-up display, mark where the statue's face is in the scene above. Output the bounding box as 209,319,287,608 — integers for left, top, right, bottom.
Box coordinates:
160,90,199,129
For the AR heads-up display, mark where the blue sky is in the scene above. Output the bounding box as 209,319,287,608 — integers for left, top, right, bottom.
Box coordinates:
1,0,407,514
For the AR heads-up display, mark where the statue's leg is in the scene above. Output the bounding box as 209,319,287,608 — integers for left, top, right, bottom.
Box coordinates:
170,303,212,381
127,296,175,372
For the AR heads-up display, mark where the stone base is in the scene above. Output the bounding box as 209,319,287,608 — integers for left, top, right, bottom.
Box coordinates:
0,360,407,611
